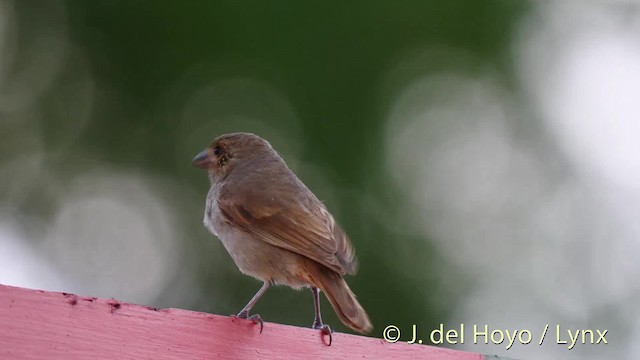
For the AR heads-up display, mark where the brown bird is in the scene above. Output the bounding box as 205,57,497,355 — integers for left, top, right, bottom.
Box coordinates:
192,132,372,344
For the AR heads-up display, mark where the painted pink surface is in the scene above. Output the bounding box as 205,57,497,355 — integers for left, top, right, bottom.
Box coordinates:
0,284,482,360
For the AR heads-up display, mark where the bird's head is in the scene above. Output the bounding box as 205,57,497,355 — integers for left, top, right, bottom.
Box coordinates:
192,132,275,180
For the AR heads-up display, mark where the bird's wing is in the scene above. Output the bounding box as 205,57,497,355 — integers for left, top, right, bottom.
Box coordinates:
217,181,357,275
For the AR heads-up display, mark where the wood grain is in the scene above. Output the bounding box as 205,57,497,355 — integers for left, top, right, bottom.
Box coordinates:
0,284,484,360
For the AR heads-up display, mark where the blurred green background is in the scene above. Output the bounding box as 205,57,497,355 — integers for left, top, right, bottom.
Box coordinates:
2,2,639,359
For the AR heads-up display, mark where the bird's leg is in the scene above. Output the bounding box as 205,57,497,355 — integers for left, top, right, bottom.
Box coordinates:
311,287,333,346
234,281,270,333
311,286,324,328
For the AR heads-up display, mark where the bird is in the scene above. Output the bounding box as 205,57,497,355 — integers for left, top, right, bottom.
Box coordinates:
192,132,372,345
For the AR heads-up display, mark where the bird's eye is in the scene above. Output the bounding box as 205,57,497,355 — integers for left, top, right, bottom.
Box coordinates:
213,146,222,156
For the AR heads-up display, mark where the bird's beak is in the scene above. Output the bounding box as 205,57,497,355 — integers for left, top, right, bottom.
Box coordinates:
192,149,212,168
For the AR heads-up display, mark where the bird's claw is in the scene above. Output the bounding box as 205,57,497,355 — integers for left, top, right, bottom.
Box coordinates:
233,311,264,334
314,323,333,346
249,314,264,334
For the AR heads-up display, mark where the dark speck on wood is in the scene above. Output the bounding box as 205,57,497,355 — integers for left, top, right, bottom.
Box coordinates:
63,293,78,306
107,299,121,313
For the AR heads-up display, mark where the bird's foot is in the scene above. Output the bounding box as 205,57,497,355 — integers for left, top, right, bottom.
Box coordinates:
313,323,333,346
233,311,264,333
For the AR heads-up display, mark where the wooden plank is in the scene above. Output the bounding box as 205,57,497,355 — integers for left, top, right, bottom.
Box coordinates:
0,284,484,360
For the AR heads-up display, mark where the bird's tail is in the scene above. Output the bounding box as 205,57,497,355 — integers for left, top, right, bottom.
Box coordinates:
305,260,373,334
